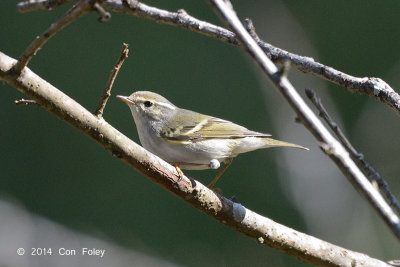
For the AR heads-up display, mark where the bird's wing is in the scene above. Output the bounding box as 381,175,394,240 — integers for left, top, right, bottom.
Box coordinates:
160,109,271,143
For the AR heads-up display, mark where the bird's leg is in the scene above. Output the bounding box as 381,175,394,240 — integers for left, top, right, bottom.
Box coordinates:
173,164,184,181
207,158,233,189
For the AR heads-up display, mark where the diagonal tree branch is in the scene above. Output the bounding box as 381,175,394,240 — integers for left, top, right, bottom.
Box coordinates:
207,0,400,241
0,50,391,267
12,0,99,74
305,88,400,217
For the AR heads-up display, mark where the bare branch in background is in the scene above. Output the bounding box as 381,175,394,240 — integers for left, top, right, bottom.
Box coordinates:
94,43,129,118
17,0,74,12
11,0,97,74
16,0,400,115
101,0,399,116
207,0,400,240
0,51,390,267
305,88,400,216
14,99,38,106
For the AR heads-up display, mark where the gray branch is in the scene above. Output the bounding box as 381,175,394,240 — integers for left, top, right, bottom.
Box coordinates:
12,0,96,74
305,88,400,216
17,0,75,12
105,0,400,115
17,0,400,116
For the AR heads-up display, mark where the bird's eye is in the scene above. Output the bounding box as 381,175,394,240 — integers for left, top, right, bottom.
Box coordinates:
144,101,153,108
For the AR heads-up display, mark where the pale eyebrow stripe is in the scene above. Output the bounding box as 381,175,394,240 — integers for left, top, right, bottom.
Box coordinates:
157,101,176,110
135,96,176,110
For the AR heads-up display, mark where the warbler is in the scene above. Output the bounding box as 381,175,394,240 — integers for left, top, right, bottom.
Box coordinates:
117,91,308,188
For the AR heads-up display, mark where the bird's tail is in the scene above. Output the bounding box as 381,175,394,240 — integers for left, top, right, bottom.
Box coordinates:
262,137,309,150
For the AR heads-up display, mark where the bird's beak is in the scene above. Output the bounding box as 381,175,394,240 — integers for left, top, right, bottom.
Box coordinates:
116,95,135,105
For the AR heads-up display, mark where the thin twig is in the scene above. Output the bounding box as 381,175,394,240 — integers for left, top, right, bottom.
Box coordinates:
14,99,39,106
277,60,291,79
93,2,111,22
207,0,400,241
17,0,74,12
11,0,97,74
305,88,400,216
0,51,390,267
94,43,129,117
243,18,259,40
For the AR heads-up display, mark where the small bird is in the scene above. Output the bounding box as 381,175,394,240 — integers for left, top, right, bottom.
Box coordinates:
117,91,308,188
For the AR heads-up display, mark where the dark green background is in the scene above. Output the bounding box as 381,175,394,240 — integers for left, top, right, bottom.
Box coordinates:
1,0,400,266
